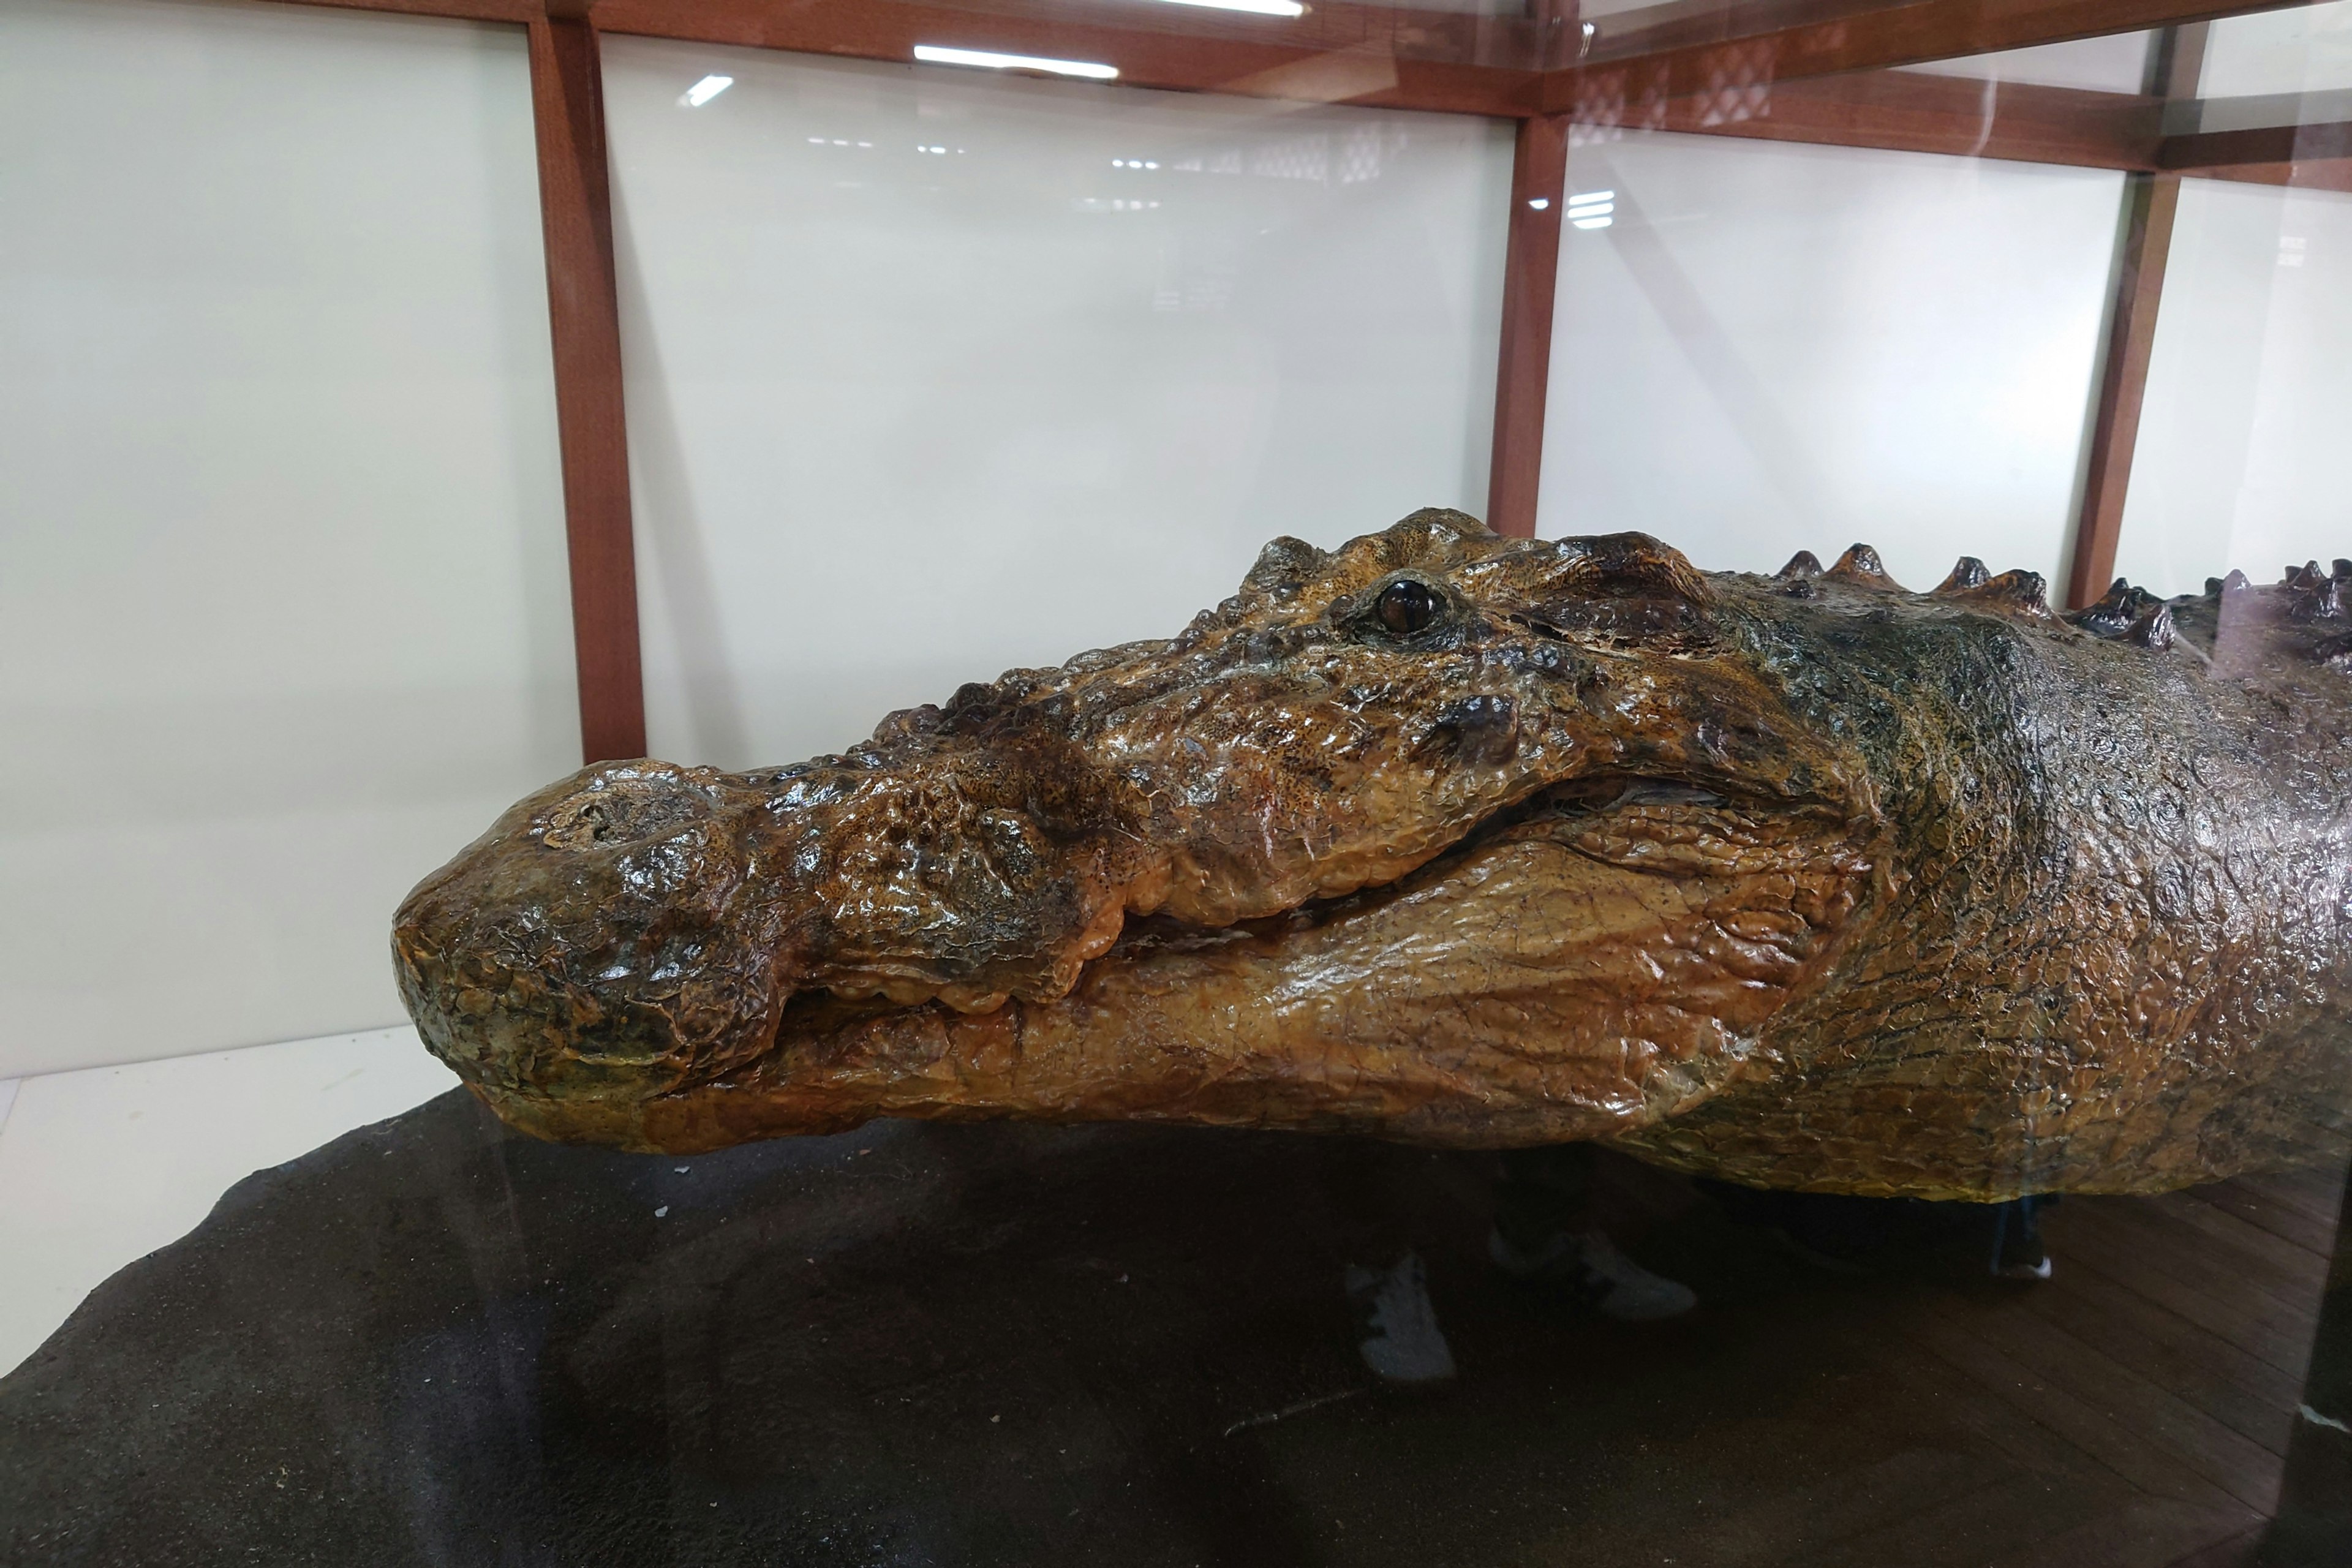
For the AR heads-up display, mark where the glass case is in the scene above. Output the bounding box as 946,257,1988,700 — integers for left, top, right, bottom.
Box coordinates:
4,1,2350,1564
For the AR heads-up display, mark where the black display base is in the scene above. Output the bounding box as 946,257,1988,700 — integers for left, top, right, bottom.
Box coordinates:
3,1089,2345,1566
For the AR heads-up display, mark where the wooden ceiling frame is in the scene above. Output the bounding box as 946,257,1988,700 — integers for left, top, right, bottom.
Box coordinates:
262,0,2346,754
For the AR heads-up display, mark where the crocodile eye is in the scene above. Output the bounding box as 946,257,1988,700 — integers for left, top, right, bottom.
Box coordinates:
1376,578,1441,636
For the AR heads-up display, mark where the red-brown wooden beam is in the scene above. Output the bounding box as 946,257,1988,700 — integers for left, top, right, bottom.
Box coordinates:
589,0,1544,117
281,0,542,19
268,0,2334,140
1487,112,1570,540
2067,169,2180,610
1548,0,2313,113
2163,119,2352,165
2161,119,2352,191
1625,70,2164,168
530,9,647,763
2064,20,2199,609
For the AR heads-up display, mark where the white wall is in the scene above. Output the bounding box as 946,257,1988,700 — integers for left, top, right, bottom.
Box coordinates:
1902,31,2154,92
601,40,1512,771
2113,178,2352,598
1536,131,2126,590
2202,0,2352,96
0,0,577,1078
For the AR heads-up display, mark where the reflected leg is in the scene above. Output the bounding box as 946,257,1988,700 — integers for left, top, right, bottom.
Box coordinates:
1321,1139,1456,1390
1490,1143,1697,1321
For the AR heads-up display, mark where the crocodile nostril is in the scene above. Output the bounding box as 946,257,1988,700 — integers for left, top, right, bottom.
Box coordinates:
541,775,710,851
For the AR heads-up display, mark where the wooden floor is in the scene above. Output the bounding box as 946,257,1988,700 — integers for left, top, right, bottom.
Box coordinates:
1558,1153,2352,1568
6,1093,2347,1567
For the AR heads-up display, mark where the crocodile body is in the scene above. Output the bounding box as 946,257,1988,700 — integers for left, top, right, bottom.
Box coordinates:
393,511,2352,1200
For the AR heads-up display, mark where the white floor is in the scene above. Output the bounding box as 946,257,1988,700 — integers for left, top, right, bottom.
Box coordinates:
0,1027,460,1378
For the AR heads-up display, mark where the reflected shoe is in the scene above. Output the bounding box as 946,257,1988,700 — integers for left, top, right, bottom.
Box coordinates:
1992,1197,2054,1281
1345,1251,1457,1389
1487,1227,1698,1321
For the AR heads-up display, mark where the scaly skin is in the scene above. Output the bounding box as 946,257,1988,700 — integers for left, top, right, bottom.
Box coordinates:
392,511,2352,1200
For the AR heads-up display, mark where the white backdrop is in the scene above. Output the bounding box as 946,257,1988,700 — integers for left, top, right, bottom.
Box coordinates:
2201,0,2352,96
0,0,576,1077
2115,178,2352,597
601,40,1513,772
1535,130,2127,592
7,1,2349,1085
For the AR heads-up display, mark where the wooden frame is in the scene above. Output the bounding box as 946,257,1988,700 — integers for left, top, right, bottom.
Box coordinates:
263,0,2348,756
529,9,646,763
2068,170,2182,609
2067,20,2199,609
1488,113,1570,540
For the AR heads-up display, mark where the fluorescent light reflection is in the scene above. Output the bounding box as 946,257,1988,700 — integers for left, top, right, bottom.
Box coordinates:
913,45,1118,80
679,74,733,108
1527,197,1550,210
1567,188,1615,230
1158,0,1308,15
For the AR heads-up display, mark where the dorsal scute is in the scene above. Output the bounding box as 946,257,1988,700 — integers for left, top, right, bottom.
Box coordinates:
1826,543,1902,590
1947,568,2049,618
2293,575,2344,622
2070,577,2160,638
2128,603,2174,650
1934,557,1990,594
1774,549,1823,581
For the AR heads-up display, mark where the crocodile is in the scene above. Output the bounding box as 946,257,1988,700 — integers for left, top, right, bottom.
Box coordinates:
393,510,2352,1200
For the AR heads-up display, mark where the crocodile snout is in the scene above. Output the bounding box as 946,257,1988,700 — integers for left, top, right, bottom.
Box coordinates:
393,761,790,1113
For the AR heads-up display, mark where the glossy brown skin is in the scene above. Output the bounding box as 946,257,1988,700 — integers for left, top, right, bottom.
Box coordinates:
394,512,2352,1200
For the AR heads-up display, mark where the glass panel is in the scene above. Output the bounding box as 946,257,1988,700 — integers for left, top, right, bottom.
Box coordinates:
2203,0,2352,96
10,4,2352,1566
602,38,1511,769
2115,177,2352,597
1899,31,2157,92
0,0,575,1077
1537,132,2124,589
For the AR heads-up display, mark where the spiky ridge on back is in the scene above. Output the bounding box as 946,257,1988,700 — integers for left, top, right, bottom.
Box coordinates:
1766,543,2352,671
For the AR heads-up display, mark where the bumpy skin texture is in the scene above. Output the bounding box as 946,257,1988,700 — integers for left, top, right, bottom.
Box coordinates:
393,511,2352,1200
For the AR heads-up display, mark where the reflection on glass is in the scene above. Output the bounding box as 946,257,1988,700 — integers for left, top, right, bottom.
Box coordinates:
1158,0,1307,15
911,44,1120,80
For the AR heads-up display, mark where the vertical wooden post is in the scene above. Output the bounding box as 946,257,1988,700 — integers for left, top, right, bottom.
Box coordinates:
2067,170,2180,609
529,9,647,763
1487,111,1569,540
2065,24,2200,610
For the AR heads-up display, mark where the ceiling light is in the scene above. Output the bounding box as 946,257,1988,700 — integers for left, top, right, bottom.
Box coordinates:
1158,0,1308,14
913,45,1118,80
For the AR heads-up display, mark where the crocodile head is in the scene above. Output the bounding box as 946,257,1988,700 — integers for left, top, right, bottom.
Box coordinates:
394,508,1890,1155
